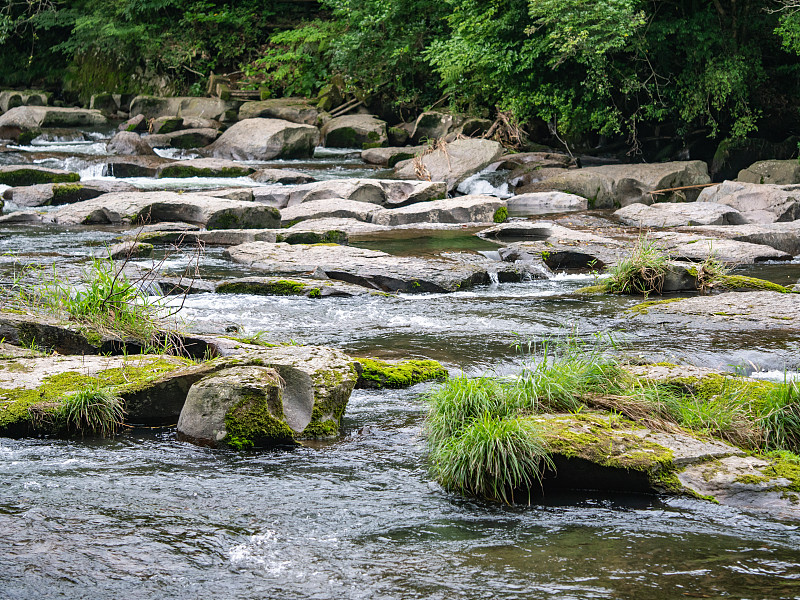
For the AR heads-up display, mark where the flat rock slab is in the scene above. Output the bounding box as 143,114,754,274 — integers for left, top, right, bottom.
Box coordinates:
253,178,445,210
0,106,107,139
250,168,315,185
3,180,137,207
698,180,800,223
361,146,426,167
629,291,800,331
216,276,372,297
679,221,800,256
370,195,505,226
156,158,254,179
614,202,746,227
679,455,800,519
649,231,791,263
134,225,347,247
394,138,504,192
282,217,392,237
102,156,174,178
225,242,494,293
507,192,587,216
238,98,319,125
46,191,280,229
129,96,239,121
281,198,384,226
0,165,79,187
145,128,221,149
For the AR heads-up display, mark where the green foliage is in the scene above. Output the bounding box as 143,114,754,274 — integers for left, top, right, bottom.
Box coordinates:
58,386,125,437
758,379,800,453
493,206,508,223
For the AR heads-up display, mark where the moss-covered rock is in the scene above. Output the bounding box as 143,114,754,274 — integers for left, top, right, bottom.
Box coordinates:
157,158,254,179
0,166,79,187
355,358,448,389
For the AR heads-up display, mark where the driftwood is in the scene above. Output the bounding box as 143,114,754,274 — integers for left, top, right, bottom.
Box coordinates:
648,183,717,196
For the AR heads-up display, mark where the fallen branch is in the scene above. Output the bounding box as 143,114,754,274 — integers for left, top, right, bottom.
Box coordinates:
648,183,717,196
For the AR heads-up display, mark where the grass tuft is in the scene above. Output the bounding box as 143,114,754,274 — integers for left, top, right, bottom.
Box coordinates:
602,234,670,296
58,386,126,437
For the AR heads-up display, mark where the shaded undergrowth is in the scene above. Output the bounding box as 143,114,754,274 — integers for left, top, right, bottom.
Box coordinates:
425,338,800,503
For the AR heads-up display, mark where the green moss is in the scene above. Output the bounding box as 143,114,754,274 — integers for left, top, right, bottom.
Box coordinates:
217,279,308,296
493,206,509,223
574,285,606,295
299,364,357,439
325,126,359,148
362,141,384,149
308,288,322,299
223,387,295,450
276,230,349,245
356,358,448,389
0,169,79,187
626,297,685,315
51,183,84,204
714,275,795,293
158,165,253,179
0,357,188,433
735,451,800,492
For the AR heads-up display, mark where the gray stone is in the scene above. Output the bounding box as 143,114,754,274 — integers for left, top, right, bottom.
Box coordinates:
156,158,255,179
697,180,800,223
281,198,385,226
197,188,255,202
250,168,315,185
180,117,222,130
129,96,240,121
253,178,445,209
47,191,280,229
361,145,425,167
145,128,221,149
371,195,506,227
678,222,800,256
106,131,157,156
321,114,388,148
630,291,800,331
614,202,746,227
282,217,391,237
528,161,711,208
394,138,504,192
108,241,154,259
150,116,183,134
411,111,455,143
90,93,120,116
507,192,587,216
238,98,319,125
3,180,136,207
650,231,792,263
118,114,148,132
0,90,48,113
738,159,800,185
0,106,107,140
206,118,318,161
225,242,497,293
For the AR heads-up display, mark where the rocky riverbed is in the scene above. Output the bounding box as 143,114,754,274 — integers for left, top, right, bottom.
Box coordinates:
2,94,800,598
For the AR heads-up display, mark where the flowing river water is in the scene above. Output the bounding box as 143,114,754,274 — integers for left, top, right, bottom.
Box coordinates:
2,129,800,599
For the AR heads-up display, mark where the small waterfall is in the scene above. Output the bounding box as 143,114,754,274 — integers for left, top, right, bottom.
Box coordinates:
488,270,500,286
77,160,107,180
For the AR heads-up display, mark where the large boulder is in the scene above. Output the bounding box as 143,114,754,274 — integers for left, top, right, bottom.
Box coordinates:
527,161,711,208
3,180,136,207
128,96,240,121
737,159,800,185
280,198,385,226
106,131,157,156
238,98,319,125
394,138,504,192
0,165,79,187
225,242,498,293
47,191,280,229
614,202,746,227
321,114,388,148
252,178,445,209
711,137,799,182
506,192,587,216
177,345,358,446
0,106,106,141
697,180,800,223
144,128,221,149
411,111,456,143
206,118,318,160
370,195,506,226
156,158,255,179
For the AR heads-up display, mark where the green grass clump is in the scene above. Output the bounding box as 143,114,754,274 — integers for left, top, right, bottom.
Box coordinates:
58,386,125,437
493,206,509,223
603,234,670,296
757,379,800,452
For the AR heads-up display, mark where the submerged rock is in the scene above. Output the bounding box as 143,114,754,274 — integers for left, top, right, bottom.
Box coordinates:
206,117,318,160
216,276,371,298
394,138,504,192
47,191,280,229
225,241,500,293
